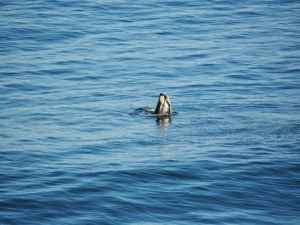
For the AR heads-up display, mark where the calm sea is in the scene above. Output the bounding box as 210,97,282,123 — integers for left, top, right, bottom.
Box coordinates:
1,0,300,224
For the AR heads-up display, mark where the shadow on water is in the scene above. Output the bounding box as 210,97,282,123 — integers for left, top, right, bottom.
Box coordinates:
156,115,173,160
156,115,172,126
133,107,177,159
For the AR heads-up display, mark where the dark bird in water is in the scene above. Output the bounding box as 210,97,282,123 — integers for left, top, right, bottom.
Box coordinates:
154,93,172,115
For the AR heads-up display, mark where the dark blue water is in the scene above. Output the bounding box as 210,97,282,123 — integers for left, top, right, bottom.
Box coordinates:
1,1,300,224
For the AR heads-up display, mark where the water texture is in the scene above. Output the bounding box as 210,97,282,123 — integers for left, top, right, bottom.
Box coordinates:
1,0,300,224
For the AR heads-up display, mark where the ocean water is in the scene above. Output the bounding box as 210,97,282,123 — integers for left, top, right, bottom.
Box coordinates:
1,0,300,224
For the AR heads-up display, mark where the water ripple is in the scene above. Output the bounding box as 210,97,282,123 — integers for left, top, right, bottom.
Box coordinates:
1,0,300,224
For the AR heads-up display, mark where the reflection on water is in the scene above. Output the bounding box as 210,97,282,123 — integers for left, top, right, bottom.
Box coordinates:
156,115,173,160
156,115,172,126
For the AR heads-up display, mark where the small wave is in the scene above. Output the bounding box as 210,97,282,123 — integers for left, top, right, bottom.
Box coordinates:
133,107,178,117
134,107,155,116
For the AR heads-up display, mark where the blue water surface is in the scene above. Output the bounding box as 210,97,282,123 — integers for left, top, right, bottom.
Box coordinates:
1,0,300,224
